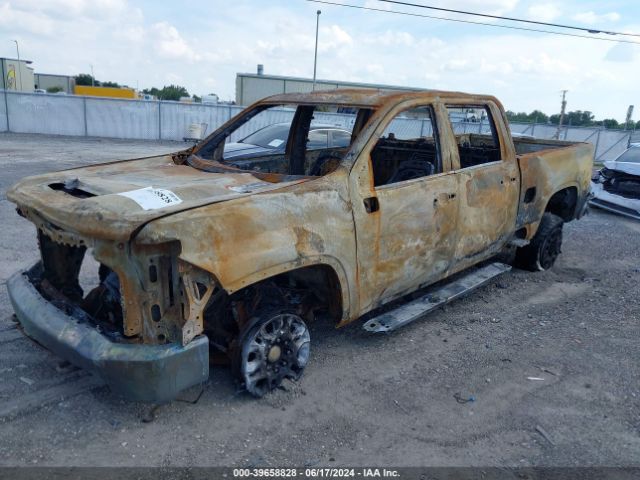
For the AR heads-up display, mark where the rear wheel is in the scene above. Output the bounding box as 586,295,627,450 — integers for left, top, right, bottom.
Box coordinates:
234,308,311,397
515,213,564,271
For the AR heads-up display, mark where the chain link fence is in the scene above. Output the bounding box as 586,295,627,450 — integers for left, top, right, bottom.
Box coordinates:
0,90,634,162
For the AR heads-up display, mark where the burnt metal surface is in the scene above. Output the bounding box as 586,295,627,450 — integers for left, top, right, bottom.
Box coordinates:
363,262,512,333
5,88,594,401
7,264,209,403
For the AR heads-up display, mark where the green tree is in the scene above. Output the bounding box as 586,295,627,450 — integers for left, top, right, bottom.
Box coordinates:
564,110,594,126
506,111,530,122
100,81,120,88
156,84,189,101
75,73,99,86
599,118,620,129
142,87,161,97
46,86,64,93
528,110,549,123
506,109,550,124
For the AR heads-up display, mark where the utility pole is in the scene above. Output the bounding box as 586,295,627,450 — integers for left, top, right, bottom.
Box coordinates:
312,10,321,91
90,64,95,86
554,90,568,139
625,105,634,130
12,40,22,91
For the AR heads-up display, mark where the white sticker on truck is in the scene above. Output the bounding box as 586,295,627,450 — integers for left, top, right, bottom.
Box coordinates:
118,187,183,210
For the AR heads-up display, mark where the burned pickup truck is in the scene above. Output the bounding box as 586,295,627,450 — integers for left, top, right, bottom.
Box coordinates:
7,89,593,402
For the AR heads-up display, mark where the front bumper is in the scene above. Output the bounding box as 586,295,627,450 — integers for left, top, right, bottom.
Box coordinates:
6,264,209,403
589,182,640,220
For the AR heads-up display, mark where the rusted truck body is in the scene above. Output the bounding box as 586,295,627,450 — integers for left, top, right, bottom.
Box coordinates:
7,89,594,401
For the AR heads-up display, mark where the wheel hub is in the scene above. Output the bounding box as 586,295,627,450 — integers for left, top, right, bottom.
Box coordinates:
240,313,311,397
267,345,282,363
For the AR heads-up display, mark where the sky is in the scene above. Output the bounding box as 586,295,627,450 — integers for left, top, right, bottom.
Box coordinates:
0,0,639,121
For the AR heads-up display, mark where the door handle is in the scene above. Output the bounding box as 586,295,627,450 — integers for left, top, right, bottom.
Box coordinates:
363,197,379,213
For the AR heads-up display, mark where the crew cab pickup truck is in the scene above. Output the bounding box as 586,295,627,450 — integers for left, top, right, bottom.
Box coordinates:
7,89,594,402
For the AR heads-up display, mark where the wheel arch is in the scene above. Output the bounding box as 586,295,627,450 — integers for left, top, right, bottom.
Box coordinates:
222,257,351,325
545,185,578,222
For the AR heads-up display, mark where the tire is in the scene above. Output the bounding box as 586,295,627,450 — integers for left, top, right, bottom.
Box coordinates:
232,307,311,397
515,213,564,271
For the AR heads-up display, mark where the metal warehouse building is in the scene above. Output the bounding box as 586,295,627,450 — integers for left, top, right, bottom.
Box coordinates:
34,73,75,94
235,67,424,106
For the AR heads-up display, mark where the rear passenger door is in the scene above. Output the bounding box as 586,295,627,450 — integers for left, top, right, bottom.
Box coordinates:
445,103,519,268
350,102,460,313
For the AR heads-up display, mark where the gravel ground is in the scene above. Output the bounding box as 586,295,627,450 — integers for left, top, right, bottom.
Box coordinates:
0,133,638,467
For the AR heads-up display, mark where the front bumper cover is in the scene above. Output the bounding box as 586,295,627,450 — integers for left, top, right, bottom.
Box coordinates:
589,182,640,220
6,264,209,403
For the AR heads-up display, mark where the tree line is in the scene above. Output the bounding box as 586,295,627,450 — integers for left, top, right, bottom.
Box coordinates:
75,74,201,101
505,109,637,130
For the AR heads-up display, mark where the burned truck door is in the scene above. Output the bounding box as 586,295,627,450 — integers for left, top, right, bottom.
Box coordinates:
444,102,520,268
350,102,459,313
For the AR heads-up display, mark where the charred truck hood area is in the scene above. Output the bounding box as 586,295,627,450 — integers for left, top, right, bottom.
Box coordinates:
7,155,314,240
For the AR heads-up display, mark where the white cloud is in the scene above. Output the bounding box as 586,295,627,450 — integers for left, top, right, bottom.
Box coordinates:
327,25,353,45
0,0,636,120
0,3,56,35
7,0,130,20
149,22,200,62
367,30,415,46
527,3,562,22
572,11,621,25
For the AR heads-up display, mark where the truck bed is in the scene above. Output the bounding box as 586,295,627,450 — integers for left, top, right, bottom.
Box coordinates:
513,136,579,155
515,139,594,231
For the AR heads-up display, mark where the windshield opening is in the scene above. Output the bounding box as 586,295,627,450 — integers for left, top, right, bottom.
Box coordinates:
191,103,373,177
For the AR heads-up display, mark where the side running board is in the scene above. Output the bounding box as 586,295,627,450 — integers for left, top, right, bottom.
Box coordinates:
362,262,512,333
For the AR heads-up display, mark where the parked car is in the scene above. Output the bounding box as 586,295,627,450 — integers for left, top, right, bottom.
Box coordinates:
511,131,534,139
590,143,640,220
6,89,594,402
224,122,352,160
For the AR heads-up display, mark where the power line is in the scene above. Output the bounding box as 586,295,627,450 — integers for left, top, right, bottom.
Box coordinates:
306,0,640,45
378,0,640,38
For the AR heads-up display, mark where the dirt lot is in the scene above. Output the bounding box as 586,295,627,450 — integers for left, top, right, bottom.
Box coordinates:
0,132,638,467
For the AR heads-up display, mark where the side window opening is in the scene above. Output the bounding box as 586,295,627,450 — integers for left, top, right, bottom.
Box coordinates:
370,106,441,187
446,105,502,168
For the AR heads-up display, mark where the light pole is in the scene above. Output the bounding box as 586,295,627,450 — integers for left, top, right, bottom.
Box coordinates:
312,10,321,91
12,40,22,91
90,64,95,86
554,90,568,140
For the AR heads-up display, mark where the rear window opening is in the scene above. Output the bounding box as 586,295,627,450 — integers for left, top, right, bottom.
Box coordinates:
446,105,502,168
